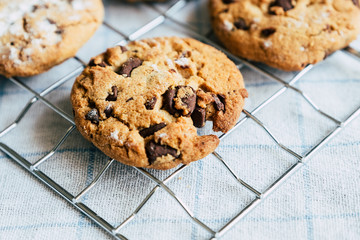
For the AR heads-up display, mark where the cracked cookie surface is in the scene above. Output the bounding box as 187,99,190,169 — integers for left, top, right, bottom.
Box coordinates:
71,37,248,170
209,0,360,71
0,0,104,77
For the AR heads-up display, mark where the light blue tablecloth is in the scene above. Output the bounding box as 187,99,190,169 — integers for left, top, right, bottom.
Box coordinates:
0,0,359,239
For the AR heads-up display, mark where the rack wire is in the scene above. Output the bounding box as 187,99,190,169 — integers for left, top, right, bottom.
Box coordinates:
0,0,360,239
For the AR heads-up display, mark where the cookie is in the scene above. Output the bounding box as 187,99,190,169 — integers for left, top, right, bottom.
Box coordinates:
0,0,104,77
71,37,248,170
209,0,360,71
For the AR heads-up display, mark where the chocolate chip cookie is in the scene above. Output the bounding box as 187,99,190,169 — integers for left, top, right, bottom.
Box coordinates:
0,0,104,77
71,37,248,170
209,0,360,71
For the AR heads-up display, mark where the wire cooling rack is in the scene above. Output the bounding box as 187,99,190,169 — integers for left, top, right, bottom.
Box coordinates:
1,0,360,239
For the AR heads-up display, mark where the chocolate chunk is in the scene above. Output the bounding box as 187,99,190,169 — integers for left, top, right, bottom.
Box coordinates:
234,18,249,30
145,140,179,165
261,28,276,38
191,106,206,128
352,0,359,7
276,0,293,11
106,86,118,101
222,0,235,3
85,108,99,124
145,97,157,110
163,86,196,117
269,0,294,14
139,123,167,138
126,97,134,102
178,86,196,117
89,59,108,67
163,88,177,115
117,57,143,77
104,105,113,118
120,45,128,53
213,94,225,111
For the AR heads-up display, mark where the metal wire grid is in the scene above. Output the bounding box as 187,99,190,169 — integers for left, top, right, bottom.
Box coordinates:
0,0,359,239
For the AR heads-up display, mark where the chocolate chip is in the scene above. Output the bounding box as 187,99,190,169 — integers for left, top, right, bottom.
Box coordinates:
126,97,134,102
222,0,235,3
47,18,56,25
352,0,359,7
269,0,294,14
261,28,276,37
88,59,96,66
145,97,157,110
163,88,177,115
219,8,229,13
117,57,143,77
85,108,99,124
145,140,179,165
213,94,225,111
104,105,113,118
32,5,40,12
55,29,63,34
191,106,206,128
139,123,167,138
106,86,118,101
162,86,196,117
234,18,249,30
89,59,108,67
120,45,128,53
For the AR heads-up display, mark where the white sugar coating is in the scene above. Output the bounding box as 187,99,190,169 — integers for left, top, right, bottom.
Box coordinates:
174,57,189,67
31,38,43,46
0,22,7,36
36,19,57,32
166,58,175,68
159,133,167,138
9,47,23,65
9,47,18,61
33,18,62,45
71,0,85,10
68,15,81,21
8,22,24,36
299,46,305,52
252,18,260,23
263,40,272,48
322,12,330,18
110,130,119,140
0,0,86,38
223,20,233,31
151,64,160,72
23,48,33,56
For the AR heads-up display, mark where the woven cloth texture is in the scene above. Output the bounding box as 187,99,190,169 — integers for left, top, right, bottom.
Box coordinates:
0,0,360,239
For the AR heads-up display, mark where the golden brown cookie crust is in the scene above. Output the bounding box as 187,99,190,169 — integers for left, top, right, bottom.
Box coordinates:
0,0,104,77
209,0,360,71
71,37,248,170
